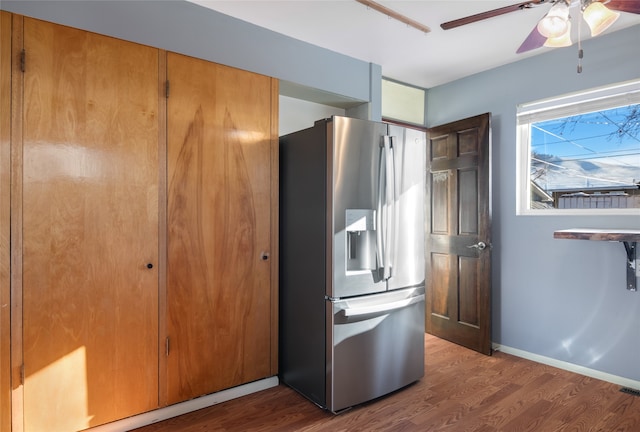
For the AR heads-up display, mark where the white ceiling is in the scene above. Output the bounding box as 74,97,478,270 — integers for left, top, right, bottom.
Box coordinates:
186,0,640,89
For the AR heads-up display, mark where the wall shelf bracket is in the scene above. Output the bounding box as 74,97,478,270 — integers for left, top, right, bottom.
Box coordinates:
623,241,638,292
553,229,640,292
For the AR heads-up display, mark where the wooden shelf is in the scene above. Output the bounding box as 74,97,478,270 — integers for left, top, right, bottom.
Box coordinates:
554,228,640,291
553,228,640,242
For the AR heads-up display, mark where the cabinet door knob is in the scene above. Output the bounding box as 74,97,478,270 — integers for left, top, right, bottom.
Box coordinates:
261,252,269,261
147,263,154,269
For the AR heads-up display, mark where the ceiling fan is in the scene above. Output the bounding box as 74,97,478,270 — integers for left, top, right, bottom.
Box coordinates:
441,0,640,55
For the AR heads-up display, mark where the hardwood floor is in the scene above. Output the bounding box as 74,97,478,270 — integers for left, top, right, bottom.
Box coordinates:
133,334,640,431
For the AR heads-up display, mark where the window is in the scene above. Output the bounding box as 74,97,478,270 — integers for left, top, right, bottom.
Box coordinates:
381,78,426,126
517,80,640,214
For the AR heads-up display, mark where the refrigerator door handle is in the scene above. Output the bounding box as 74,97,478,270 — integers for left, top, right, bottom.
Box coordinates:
341,293,425,317
376,141,385,275
382,136,395,280
387,136,397,280
376,136,395,280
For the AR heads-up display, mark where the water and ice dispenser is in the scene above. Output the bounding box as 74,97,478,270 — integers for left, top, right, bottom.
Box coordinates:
345,209,377,272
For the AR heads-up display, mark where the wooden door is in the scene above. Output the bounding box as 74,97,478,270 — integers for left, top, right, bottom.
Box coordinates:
166,53,275,404
19,18,160,431
425,113,492,355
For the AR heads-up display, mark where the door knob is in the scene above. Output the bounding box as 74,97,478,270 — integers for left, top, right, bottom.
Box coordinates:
261,252,270,261
146,263,154,269
467,241,487,251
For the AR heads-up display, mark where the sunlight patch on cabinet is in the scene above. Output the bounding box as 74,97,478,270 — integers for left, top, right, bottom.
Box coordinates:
24,347,93,431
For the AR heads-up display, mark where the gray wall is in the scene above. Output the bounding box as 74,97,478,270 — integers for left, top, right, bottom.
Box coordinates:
427,25,640,382
1,0,380,117
279,96,345,136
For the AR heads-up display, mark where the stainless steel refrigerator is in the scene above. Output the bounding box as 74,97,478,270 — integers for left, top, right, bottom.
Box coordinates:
279,115,426,413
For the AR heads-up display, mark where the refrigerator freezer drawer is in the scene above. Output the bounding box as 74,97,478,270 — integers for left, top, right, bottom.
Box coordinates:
327,287,425,412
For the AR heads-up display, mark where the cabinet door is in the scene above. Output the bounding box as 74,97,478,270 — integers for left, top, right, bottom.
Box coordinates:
0,11,11,432
166,52,273,404
21,18,159,431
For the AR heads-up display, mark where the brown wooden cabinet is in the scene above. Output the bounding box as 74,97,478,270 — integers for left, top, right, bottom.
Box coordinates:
19,17,161,431
166,52,277,405
4,14,278,432
0,10,13,432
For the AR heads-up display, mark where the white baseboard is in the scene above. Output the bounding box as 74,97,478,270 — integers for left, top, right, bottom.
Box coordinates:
87,376,279,432
493,343,640,390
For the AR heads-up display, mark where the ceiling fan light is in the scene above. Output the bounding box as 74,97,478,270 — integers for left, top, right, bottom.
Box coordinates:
537,2,570,38
583,1,620,36
544,22,573,47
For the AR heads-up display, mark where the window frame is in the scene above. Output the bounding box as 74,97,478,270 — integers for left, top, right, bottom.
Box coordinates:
516,79,640,216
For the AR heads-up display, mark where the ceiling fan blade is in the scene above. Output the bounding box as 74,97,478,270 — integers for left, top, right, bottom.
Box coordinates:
604,0,640,14
516,26,548,53
441,0,550,30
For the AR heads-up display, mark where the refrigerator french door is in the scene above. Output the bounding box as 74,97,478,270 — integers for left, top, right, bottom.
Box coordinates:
279,115,426,413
